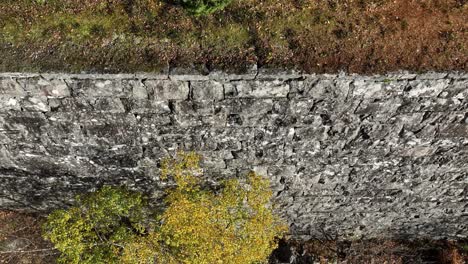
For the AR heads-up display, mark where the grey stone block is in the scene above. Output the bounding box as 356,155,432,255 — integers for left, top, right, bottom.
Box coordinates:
406,79,450,97
169,67,210,81
144,80,189,100
22,96,50,112
228,80,289,98
68,79,129,97
191,81,224,101
0,77,26,97
257,68,302,80
0,97,21,111
131,80,149,99
21,78,70,98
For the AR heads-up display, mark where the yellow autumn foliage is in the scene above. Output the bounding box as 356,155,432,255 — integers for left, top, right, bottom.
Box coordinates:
44,152,287,264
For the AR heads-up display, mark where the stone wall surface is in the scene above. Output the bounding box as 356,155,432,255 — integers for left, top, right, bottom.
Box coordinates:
0,71,467,240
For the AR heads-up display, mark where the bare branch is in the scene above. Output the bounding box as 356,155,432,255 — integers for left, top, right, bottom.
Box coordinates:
0,248,57,254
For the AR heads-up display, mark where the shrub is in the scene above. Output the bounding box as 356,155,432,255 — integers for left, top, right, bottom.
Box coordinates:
43,152,287,264
176,0,233,16
42,187,148,264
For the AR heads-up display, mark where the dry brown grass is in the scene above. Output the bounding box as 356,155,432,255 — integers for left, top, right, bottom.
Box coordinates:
439,243,467,264
0,211,57,264
0,0,466,73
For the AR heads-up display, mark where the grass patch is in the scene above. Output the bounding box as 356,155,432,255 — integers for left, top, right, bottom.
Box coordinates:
202,23,250,50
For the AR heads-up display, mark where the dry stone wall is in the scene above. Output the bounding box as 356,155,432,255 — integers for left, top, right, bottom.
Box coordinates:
0,70,467,240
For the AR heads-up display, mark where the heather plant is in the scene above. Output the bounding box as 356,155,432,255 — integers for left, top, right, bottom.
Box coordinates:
43,152,287,264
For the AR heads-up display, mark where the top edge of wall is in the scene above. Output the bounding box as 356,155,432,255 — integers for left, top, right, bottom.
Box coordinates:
0,69,467,81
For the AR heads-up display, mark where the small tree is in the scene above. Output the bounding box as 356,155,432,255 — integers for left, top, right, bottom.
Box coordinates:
42,187,148,264
43,152,287,264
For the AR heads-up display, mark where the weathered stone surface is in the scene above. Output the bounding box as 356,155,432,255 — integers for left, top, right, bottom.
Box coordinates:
0,71,467,241
144,80,189,100
352,80,407,99
22,77,70,98
0,77,26,97
68,79,131,97
406,79,450,97
191,81,224,101
440,79,468,99
257,68,302,80
21,96,50,112
0,97,21,111
208,64,258,81
169,67,210,81
226,80,289,98
130,80,148,99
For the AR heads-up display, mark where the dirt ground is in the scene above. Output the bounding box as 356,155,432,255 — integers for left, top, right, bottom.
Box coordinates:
0,211,57,264
1,210,467,264
270,238,468,264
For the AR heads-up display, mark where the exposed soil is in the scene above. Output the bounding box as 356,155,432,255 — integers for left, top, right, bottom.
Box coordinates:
0,0,466,73
0,211,56,264
270,238,468,264
1,211,467,264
